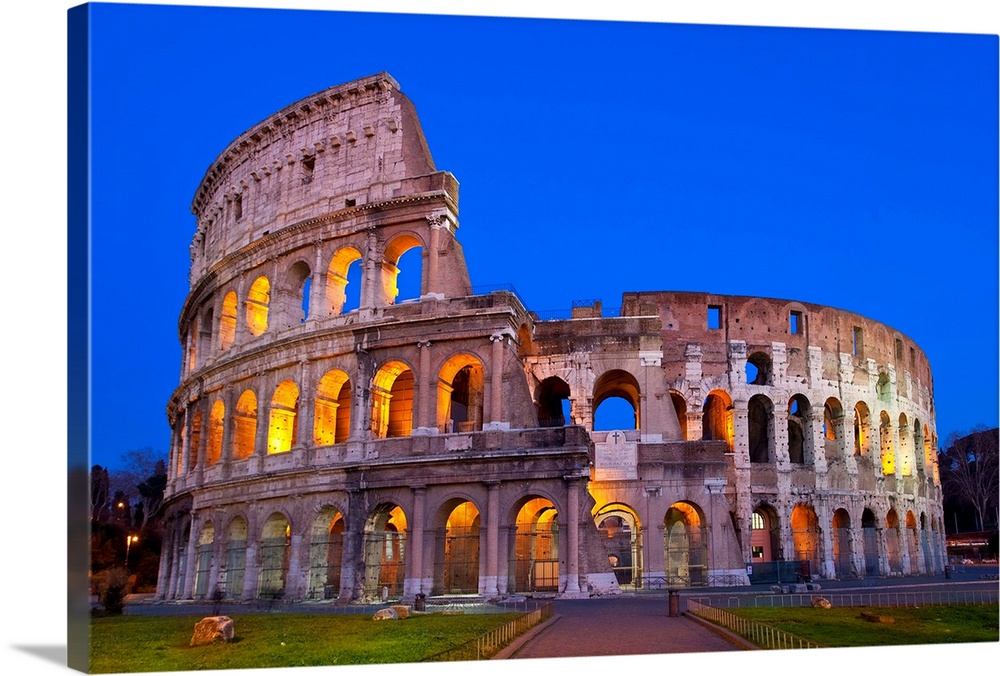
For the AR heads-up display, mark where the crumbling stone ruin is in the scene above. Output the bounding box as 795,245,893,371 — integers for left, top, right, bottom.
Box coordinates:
158,73,945,603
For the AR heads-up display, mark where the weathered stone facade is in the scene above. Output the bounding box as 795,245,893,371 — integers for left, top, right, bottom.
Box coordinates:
157,73,946,603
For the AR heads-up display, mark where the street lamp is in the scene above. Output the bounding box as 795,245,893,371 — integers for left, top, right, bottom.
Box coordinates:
125,535,139,571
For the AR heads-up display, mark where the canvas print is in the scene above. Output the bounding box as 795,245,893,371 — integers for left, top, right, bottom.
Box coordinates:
66,2,998,675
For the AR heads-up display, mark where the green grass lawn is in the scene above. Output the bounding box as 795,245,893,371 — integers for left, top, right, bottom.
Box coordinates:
90,611,520,673
724,604,999,648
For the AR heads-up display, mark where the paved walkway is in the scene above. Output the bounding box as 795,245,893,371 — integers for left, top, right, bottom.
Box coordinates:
508,596,741,659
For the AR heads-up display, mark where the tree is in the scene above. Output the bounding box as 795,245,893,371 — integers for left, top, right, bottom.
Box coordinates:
90,465,112,522
939,426,999,532
135,460,168,532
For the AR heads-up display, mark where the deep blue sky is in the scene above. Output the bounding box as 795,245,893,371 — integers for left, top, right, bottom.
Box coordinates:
86,3,998,469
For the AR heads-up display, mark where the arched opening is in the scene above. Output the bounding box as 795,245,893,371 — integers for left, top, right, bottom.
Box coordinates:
437,354,485,433
382,234,424,305
246,276,270,336
885,509,903,573
595,504,642,589
194,521,215,599
314,370,351,446
791,504,820,580
748,394,774,463
285,260,312,325
876,372,892,403
593,369,640,431
861,508,879,576
219,290,238,351
434,500,481,595
853,402,870,457
899,413,914,476
923,424,935,480
232,390,258,460
326,246,363,315
371,361,414,438
258,513,291,598
362,504,406,602
823,398,843,460
702,390,733,447
905,511,919,573
537,376,571,428
308,507,344,600
664,502,707,587
746,351,772,385
879,411,894,475
920,512,933,573
832,509,853,578
670,391,688,440
787,395,811,464
511,497,559,593
198,308,213,367
188,409,202,472
186,320,198,374
224,517,247,598
751,505,780,563
267,380,299,454
207,399,225,467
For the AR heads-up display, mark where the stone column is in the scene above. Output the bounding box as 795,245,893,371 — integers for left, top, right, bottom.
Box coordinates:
731,406,750,468
287,530,305,600
484,482,501,596
154,522,172,600
193,399,209,487
208,509,224,599
338,491,364,602
834,413,856,474
564,477,582,595
808,410,827,473
241,507,259,600
486,333,507,429
295,360,314,465
414,341,435,434
181,512,200,599
310,243,326,320
685,411,702,442
425,216,442,298
220,386,235,479
405,487,426,599
773,410,790,467
249,375,270,473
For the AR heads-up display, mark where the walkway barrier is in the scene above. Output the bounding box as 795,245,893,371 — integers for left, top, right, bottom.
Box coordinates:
423,602,555,661
686,599,821,650
688,588,999,610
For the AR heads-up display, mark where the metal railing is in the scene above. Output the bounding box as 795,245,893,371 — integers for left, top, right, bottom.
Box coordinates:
688,588,999,610
423,601,554,661
687,599,821,650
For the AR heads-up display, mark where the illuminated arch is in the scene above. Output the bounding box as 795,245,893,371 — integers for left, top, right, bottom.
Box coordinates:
206,399,225,467
593,369,640,431
258,513,291,598
308,507,345,599
381,233,424,305
853,401,871,457
511,496,560,593
284,260,312,324
437,353,485,433
861,508,880,576
246,276,270,336
594,503,642,589
362,503,407,602
219,290,238,350
791,503,821,577
664,502,707,587
823,397,843,459
905,510,920,573
326,245,363,315
898,412,915,477
188,409,203,472
670,390,688,440
267,380,300,454
879,410,894,475
232,390,257,460
371,361,414,439
434,499,481,595
224,516,248,598
702,389,733,448
831,508,853,578
314,369,351,446
194,520,215,599
885,509,903,573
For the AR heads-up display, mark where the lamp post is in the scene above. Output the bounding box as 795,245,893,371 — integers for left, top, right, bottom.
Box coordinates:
125,535,139,571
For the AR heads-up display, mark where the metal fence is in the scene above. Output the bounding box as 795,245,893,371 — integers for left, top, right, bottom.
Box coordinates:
423,602,554,661
689,588,999,610
686,599,821,650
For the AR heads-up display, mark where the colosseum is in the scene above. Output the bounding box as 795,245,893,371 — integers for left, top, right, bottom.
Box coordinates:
156,72,946,604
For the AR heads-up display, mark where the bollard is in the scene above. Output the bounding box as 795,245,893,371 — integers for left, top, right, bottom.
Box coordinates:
414,593,426,612
668,589,680,617
944,566,951,579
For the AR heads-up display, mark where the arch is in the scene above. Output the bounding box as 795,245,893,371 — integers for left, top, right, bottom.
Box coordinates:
267,380,300,454
433,499,481,595
284,260,312,323
898,412,915,476
905,510,920,572
664,502,707,587
511,496,559,593
224,516,248,598
219,290,238,350
790,503,820,579
232,389,258,460
823,397,843,459
198,307,213,368
923,423,935,478
787,394,811,464
748,394,774,463
593,369,640,431
751,504,781,563
885,509,903,573
437,353,485,433
326,245,363,316
362,503,407,602
194,520,215,599
188,409,203,472
371,361,414,439
831,508,853,578
746,351,772,386
308,507,345,599
206,399,225,467
879,410,894,475
382,233,424,305
314,370,351,446
702,389,733,447
670,390,688,440
594,503,642,589
876,372,892,403
537,376,571,428
246,276,270,336
853,402,870,457
861,508,880,576
258,513,291,598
